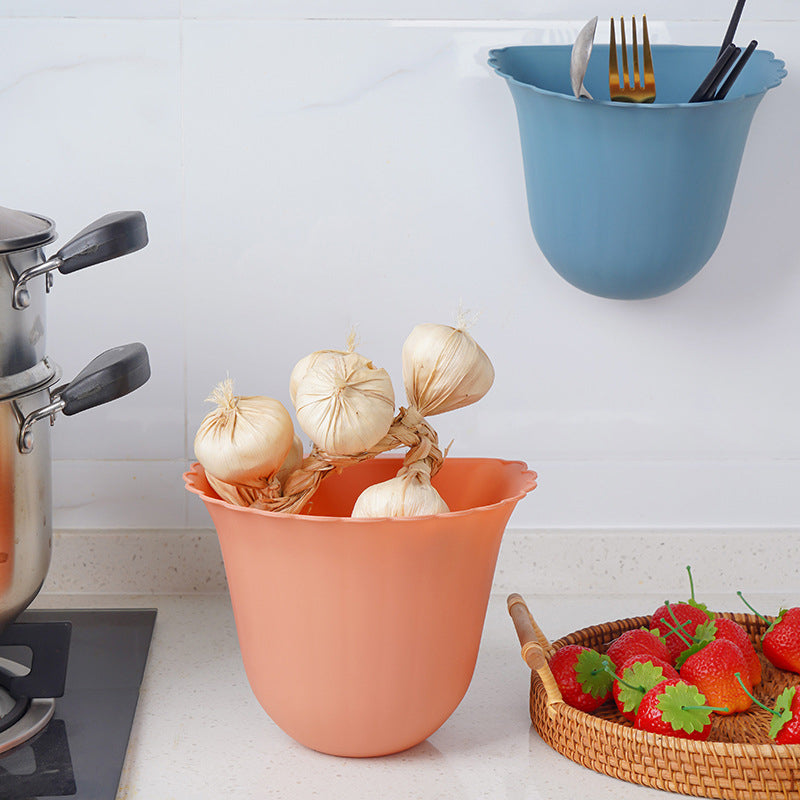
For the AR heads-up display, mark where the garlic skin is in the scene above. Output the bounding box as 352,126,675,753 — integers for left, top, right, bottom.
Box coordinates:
402,323,494,417
194,378,294,487
275,434,304,487
289,349,365,407
351,462,449,518
207,434,304,505
205,473,261,506
292,350,395,456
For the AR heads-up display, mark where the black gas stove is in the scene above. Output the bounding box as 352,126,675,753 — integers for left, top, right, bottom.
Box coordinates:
0,608,156,799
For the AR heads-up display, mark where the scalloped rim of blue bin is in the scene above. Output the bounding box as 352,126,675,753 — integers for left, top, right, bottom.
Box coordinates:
487,44,786,108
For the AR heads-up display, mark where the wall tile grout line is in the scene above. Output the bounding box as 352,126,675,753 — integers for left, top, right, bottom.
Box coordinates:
179,2,190,528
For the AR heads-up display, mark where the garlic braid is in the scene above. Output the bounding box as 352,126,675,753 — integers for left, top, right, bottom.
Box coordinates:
252,406,442,513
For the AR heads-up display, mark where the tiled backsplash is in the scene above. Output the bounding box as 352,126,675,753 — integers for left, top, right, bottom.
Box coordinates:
1,3,797,532
2,2,797,20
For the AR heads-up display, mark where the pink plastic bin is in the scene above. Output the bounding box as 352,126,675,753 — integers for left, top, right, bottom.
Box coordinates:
184,457,537,757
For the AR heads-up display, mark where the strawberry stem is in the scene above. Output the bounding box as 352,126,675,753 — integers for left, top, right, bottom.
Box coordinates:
602,664,646,695
686,565,696,603
664,600,692,633
734,672,779,718
682,704,730,713
737,591,769,623
658,609,694,647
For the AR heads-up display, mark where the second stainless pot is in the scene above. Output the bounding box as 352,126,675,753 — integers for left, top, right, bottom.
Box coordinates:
0,343,151,634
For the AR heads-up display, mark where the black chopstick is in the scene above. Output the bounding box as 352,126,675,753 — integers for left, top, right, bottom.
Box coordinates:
719,0,747,57
689,43,739,102
714,39,757,99
702,45,741,100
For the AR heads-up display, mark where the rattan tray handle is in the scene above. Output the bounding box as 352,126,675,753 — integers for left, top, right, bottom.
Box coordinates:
507,593,564,713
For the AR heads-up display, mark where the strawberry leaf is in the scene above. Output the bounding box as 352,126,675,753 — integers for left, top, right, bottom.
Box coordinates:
617,661,672,714
648,626,668,643
696,619,718,640
687,598,714,620
575,649,615,699
674,620,717,669
770,686,797,740
656,683,713,733
765,608,788,636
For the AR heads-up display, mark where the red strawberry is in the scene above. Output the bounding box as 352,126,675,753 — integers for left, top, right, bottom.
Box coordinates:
774,688,800,744
650,601,711,662
680,639,753,714
548,645,614,712
634,679,716,740
738,593,800,674
712,618,761,686
606,628,673,667
612,655,680,722
762,608,800,675
676,567,759,683
734,674,800,744
765,686,800,745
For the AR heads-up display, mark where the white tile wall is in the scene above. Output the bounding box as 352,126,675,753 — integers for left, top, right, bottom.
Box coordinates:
0,3,797,532
2,2,795,21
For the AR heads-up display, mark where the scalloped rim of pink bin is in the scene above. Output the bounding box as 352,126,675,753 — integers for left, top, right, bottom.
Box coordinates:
184,457,538,524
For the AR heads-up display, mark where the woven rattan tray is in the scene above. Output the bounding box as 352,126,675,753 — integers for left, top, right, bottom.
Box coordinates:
508,593,800,800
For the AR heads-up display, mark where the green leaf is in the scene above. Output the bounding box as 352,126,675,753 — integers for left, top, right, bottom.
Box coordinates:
648,626,668,643
696,619,718,640
770,686,797,740
574,649,615,699
616,661,673,715
656,683,714,733
687,598,714,620
765,608,788,637
674,620,717,670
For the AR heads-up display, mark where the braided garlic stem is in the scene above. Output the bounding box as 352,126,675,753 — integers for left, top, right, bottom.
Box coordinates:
252,406,442,514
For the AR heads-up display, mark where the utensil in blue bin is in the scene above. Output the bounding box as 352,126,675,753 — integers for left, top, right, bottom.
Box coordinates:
570,16,597,99
488,44,786,299
715,40,758,99
720,0,748,56
691,40,758,102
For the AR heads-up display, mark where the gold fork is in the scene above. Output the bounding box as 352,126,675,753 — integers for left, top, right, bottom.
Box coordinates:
609,15,656,103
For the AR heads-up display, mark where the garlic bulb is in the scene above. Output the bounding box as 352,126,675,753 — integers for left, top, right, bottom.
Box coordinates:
206,434,304,505
402,322,494,416
289,332,364,406
194,378,294,487
292,350,395,456
290,349,356,407
351,461,449,518
275,434,304,487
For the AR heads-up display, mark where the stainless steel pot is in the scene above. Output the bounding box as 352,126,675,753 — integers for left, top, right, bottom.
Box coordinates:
0,208,148,376
0,345,151,632
0,206,151,633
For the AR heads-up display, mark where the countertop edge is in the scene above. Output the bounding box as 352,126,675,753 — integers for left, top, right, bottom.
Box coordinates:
40,526,800,597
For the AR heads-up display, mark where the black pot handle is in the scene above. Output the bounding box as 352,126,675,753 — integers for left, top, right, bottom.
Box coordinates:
59,342,151,416
16,343,151,453
11,211,149,309
56,211,148,274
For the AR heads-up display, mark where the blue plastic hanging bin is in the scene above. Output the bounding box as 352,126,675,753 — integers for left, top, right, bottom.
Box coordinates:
488,45,786,299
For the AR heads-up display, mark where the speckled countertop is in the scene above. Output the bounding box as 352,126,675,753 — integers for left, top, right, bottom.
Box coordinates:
28,591,793,800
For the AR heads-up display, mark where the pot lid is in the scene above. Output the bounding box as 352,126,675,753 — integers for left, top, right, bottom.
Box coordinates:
0,206,56,254
0,358,59,402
